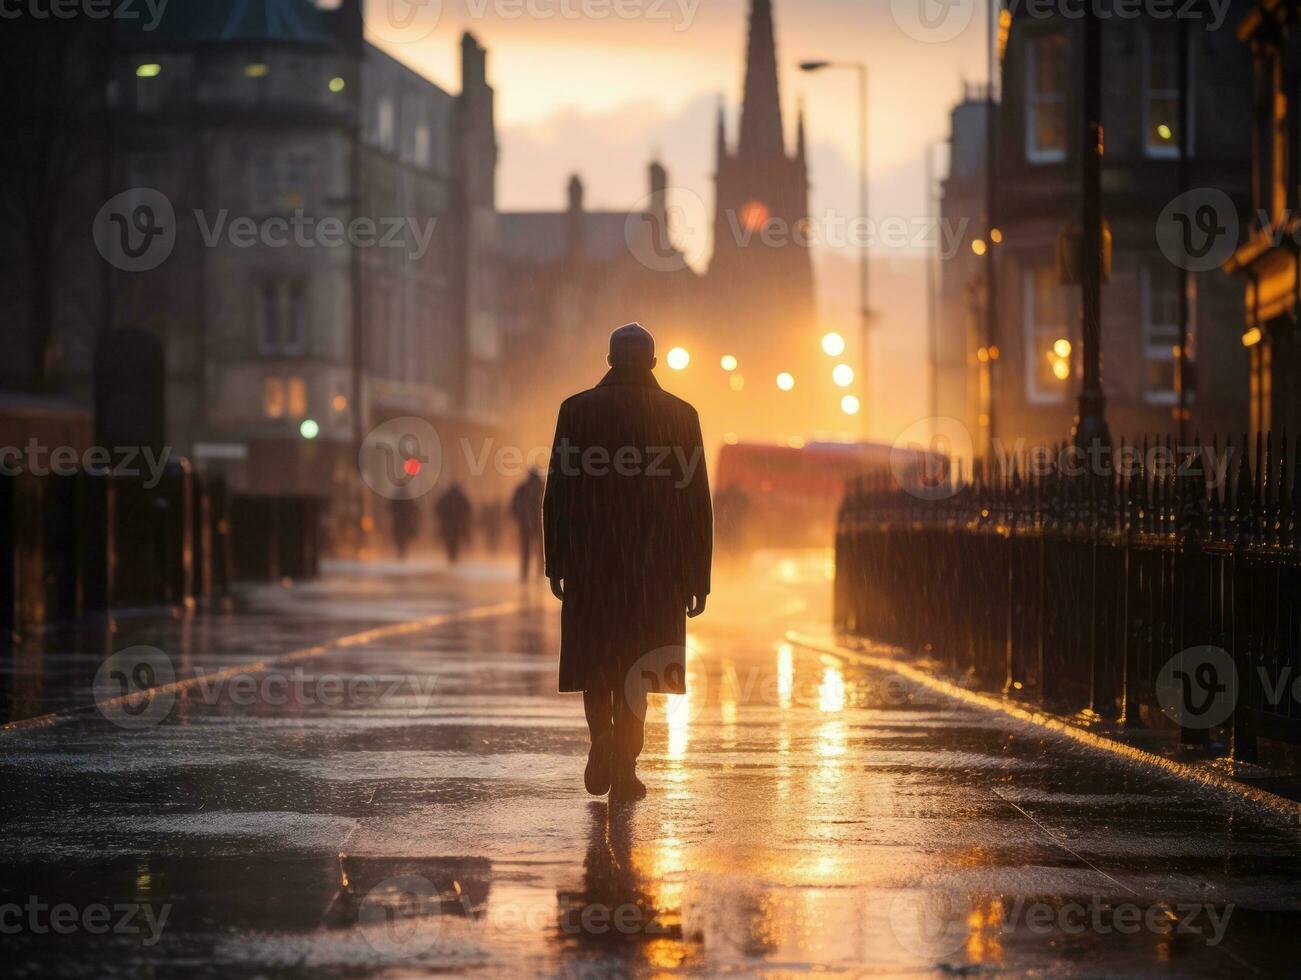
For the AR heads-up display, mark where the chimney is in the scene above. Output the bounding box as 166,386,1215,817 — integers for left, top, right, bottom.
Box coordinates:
566,175,585,262
335,0,364,52
461,32,487,92
648,160,668,230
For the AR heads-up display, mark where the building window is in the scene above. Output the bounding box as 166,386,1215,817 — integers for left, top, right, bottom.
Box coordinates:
1026,33,1067,164
1023,266,1071,404
287,377,308,418
285,284,307,355
263,377,286,419
256,281,309,356
1141,266,1181,405
413,123,431,168
377,96,396,152
1143,26,1190,159
257,283,279,355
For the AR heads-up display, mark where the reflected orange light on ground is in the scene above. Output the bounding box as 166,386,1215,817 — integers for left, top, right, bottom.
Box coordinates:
777,644,794,710
818,664,845,713
965,895,1006,965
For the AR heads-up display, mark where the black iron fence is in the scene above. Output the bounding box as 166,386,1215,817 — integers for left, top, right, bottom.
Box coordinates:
834,434,1301,761
1,463,324,642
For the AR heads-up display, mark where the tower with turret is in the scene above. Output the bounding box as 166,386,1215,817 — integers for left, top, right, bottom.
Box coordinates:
706,0,820,436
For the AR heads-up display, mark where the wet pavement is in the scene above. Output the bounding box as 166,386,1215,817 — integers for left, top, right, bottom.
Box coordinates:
3,551,1301,977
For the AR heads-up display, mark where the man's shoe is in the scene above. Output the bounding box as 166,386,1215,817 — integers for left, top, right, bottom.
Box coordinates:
584,737,612,796
609,769,647,801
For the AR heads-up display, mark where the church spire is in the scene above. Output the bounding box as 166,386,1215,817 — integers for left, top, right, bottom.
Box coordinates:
738,0,785,160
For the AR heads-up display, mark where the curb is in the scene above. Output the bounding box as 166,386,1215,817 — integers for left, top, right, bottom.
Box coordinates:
786,630,1301,828
2,599,528,735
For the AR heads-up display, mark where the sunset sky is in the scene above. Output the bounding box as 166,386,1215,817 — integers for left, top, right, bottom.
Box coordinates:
366,0,992,438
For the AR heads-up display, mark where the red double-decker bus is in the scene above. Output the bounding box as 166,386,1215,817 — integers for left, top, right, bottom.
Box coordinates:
713,441,936,549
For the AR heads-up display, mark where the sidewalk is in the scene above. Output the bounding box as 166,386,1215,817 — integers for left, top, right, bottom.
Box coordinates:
789,629,1301,825
0,555,532,729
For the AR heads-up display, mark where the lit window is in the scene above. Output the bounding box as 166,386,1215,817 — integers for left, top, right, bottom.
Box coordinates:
287,377,308,418
1026,33,1067,164
1143,26,1190,158
263,377,286,419
1023,266,1071,404
1142,266,1182,405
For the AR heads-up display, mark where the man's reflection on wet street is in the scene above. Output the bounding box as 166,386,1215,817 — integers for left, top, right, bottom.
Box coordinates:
556,802,681,963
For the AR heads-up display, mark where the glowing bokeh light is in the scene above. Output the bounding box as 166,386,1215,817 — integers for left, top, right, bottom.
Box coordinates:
666,347,690,370
821,332,846,357
841,395,860,416
832,363,854,387
776,372,795,391
720,354,738,372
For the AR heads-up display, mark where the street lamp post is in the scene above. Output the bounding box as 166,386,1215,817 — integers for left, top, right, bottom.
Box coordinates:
801,60,869,438
1072,5,1111,453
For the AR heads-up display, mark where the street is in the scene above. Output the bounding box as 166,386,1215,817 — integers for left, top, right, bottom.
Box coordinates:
3,550,1300,977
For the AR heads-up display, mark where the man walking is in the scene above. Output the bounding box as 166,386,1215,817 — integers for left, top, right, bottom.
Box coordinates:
435,482,473,564
544,324,712,800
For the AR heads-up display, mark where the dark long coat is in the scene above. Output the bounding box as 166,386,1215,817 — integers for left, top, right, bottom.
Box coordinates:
543,366,713,694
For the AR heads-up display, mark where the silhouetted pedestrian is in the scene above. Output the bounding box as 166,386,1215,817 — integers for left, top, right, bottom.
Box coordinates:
511,469,544,580
435,483,473,564
544,323,713,800
389,495,420,560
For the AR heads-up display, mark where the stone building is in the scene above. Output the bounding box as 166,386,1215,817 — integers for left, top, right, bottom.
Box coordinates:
0,1,501,548
1225,0,1301,438
497,165,698,450
939,3,1253,453
496,0,830,447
